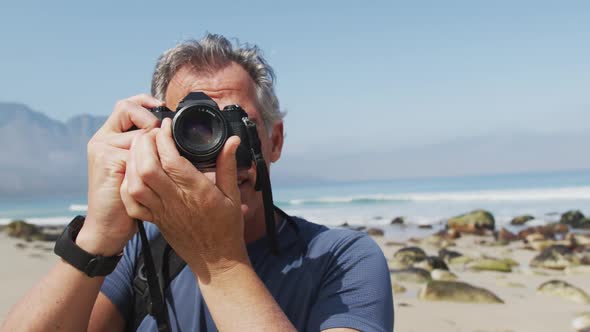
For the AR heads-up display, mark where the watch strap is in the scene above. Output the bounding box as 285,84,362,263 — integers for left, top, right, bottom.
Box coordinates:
54,215,122,277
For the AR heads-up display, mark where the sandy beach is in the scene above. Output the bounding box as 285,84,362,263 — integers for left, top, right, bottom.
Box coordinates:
1,215,590,331
375,234,590,332
0,234,58,322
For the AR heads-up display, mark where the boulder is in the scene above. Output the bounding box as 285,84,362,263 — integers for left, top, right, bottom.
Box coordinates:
446,229,461,239
561,210,589,229
518,223,569,240
447,209,495,234
438,248,463,262
530,245,576,270
499,281,526,288
449,256,473,265
427,256,449,271
467,258,512,273
418,281,503,303
431,269,458,281
366,228,384,236
393,247,427,266
4,220,41,239
390,217,405,225
420,234,455,248
414,256,449,271
510,215,535,226
434,229,461,240
388,259,410,270
501,257,519,267
390,268,432,284
496,228,519,242
537,280,590,304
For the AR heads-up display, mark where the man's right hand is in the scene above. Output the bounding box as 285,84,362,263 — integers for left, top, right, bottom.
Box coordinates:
76,94,164,256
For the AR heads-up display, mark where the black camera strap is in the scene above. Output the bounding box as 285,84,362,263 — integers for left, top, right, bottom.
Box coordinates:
242,117,279,255
136,220,172,332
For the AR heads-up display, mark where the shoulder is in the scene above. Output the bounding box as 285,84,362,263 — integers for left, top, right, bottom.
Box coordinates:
291,216,386,263
291,217,394,331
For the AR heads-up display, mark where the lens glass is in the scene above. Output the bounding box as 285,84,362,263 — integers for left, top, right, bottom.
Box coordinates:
182,119,214,146
174,105,226,157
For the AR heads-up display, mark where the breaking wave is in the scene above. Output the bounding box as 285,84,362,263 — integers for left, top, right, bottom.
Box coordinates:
277,186,590,207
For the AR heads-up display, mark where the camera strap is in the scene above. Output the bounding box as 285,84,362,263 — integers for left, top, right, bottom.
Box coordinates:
136,219,172,332
242,117,279,255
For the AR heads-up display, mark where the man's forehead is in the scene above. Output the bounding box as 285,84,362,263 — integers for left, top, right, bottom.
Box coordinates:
165,63,257,111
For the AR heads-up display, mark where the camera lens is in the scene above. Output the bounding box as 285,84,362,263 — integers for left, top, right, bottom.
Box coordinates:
172,105,226,159
181,118,214,146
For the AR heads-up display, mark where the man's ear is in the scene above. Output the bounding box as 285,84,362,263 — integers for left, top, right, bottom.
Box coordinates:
269,121,284,163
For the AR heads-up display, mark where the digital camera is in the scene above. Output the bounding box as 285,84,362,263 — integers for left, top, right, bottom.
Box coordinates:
148,92,253,170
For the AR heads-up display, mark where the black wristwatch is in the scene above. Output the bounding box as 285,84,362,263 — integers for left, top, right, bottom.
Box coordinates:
54,215,122,277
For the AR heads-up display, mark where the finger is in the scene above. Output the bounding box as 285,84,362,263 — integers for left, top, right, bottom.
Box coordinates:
127,93,164,106
103,129,148,149
87,145,129,185
120,175,154,222
126,132,163,212
102,94,163,134
215,135,241,201
135,130,177,198
156,118,208,187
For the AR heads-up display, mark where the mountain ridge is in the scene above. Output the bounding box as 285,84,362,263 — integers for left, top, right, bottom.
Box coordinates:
1,102,588,196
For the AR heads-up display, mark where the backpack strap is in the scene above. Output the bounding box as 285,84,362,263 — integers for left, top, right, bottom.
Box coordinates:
129,233,187,331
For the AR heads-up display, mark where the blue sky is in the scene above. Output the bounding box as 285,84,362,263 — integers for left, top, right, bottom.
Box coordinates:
1,1,589,179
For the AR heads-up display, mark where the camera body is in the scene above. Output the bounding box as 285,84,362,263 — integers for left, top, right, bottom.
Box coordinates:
149,92,253,171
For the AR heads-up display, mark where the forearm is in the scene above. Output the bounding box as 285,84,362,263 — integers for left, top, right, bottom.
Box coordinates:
195,262,296,332
1,260,104,332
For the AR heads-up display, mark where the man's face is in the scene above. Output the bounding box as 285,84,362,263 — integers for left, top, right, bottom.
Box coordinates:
165,62,284,233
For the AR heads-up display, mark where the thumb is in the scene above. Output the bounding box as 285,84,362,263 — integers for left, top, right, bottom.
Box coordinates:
156,118,201,184
216,136,241,201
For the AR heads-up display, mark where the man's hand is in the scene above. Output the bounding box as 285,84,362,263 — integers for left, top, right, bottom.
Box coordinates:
78,94,163,256
120,118,249,282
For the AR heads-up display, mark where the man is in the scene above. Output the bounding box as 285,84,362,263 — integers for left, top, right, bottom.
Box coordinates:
1,34,393,331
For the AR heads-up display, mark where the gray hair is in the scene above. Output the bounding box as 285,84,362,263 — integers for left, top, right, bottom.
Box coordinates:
151,33,284,134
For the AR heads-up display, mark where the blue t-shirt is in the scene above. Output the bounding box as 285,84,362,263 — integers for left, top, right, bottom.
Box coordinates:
101,216,394,331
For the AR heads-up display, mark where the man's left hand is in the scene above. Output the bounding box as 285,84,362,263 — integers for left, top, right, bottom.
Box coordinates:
120,117,249,282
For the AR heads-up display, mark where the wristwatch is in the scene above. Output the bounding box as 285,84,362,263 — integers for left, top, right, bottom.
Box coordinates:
54,215,122,277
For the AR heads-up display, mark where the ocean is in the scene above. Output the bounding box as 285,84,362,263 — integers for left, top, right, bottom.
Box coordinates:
2,169,590,239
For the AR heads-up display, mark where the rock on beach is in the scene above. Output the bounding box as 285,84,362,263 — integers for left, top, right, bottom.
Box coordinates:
537,280,590,304
530,245,576,270
393,247,427,265
390,268,432,284
561,210,590,229
447,209,495,234
510,214,535,226
467,258,513,273
418,281,503,304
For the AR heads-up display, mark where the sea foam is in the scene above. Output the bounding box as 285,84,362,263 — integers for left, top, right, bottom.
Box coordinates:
279,186,590,206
